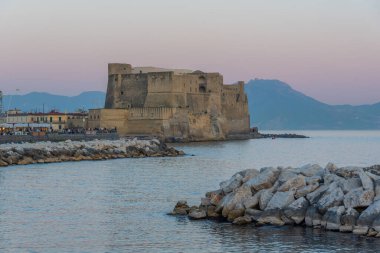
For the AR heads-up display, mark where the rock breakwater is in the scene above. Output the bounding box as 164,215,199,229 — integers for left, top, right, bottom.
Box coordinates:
171,164,380,237
0,138,183,167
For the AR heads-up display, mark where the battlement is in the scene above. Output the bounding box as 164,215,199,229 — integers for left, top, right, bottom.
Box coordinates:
108,63,132,75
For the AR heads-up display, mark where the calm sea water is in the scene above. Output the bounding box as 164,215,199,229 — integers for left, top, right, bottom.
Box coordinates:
1,131,380,252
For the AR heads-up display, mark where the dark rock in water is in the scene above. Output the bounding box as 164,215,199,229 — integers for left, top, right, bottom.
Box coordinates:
245,208,263,222
367,228,378,237
280,212,295,225
232,215,252,225
283,197,309,224
0,159,8,166
259,133,309,139
189,209,207,220
372,215,380,233
172,163,380,238
227,206,246,222
257,208,285,226
206,206,220,219
0,138,184,167
321,206,345,231
172,200,190,215
305,206,322,227
354,200,380,235
340,208,359,233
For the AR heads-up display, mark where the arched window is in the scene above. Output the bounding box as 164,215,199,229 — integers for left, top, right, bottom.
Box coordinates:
198,76,207,93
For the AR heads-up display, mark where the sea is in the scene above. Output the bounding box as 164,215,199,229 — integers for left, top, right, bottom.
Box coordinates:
1,131,380,252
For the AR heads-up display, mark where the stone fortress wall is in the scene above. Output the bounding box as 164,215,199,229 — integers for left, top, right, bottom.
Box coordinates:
88,63,250,141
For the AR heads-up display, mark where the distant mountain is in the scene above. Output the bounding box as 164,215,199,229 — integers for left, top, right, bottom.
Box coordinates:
2,81,380,129
245,79,380,130
3,91,105,113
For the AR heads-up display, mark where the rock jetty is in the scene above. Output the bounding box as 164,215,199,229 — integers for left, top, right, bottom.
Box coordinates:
0,138,183,167
171,164,380,237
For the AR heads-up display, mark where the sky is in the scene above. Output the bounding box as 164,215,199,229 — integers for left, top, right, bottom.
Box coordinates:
0,0,380,105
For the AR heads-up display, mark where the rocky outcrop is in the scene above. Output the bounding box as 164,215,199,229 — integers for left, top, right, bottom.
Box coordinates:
0,138,184,167
172,163,380,238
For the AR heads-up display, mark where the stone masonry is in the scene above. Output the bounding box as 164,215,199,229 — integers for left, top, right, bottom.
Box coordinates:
88,63,250,142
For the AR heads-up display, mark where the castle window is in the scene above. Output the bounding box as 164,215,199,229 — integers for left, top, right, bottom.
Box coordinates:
199,84,206,93
199,76,207,93
121,91,124,95
236,94,240,102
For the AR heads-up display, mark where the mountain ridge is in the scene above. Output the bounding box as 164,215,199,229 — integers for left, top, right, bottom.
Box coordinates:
2,81,380,129
244,79,380,130
3,91,105,113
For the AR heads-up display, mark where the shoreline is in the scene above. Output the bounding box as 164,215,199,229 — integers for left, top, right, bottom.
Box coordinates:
171,164,380,238
0,138,184,167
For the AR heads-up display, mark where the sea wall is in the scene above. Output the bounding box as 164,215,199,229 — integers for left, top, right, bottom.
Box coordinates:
0,138,183,167
171,164,380,237
0,133,120,145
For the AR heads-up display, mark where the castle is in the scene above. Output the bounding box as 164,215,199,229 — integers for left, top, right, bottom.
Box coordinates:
88,63,250,141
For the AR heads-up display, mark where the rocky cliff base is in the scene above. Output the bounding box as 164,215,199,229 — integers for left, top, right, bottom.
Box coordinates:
171,164,380,237
0,138,184,167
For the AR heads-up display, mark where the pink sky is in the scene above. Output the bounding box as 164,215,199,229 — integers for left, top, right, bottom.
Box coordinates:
1,0,380,105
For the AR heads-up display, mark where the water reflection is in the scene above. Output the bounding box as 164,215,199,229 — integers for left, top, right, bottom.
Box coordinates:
0,131,379,252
